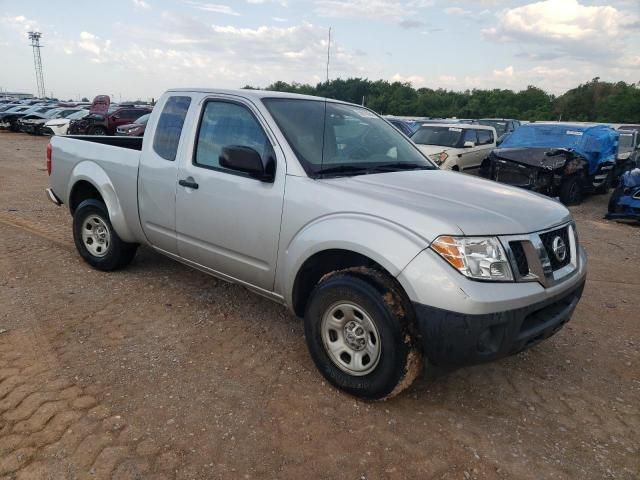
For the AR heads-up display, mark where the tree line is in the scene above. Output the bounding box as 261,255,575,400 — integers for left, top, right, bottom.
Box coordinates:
243,77,640,123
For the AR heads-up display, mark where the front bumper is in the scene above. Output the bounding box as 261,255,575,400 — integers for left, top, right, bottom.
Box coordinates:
413,279,585,366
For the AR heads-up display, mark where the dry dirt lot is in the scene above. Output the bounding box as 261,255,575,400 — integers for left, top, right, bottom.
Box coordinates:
0,131,638,480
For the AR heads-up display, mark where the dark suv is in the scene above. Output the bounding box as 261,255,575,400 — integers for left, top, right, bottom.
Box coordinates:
68,105,152,135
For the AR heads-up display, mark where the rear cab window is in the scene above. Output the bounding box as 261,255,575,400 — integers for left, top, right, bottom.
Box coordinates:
153,96,192,161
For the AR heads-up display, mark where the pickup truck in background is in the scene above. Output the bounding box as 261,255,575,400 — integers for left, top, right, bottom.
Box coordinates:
47,89,587,399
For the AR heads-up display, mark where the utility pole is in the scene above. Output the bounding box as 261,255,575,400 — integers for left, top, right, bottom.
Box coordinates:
326,27,331,83
28,32,46,98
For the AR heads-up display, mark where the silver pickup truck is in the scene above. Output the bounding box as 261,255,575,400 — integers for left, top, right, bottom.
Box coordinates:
47,89,587,399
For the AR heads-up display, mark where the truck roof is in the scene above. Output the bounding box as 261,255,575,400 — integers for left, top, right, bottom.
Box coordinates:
165,88,356,105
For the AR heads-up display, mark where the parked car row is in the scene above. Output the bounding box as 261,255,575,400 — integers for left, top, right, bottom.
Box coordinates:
386,114,638,206
67,96,152,136
0,96,153,138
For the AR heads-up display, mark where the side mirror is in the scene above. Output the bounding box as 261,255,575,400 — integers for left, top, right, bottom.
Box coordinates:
463,141,475,148
219,145,275,182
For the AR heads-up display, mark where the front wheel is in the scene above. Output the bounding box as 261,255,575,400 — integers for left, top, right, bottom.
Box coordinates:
304,268,422,400
73,199,137,271
559,176,584,205
90,126,107,136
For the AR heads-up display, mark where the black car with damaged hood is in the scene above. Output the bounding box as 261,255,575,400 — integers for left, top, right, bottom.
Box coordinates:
481,123,619,205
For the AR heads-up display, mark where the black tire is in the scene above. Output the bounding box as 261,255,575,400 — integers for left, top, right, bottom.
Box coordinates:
304,268,422,400
73,199,137,271
559,175,584,205
90,126,107,136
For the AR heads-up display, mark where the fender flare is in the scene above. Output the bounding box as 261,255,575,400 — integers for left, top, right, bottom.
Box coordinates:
67,161,137,243
279,213,429,308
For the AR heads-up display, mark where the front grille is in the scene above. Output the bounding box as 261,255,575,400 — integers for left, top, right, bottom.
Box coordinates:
494,162,533,187
509,241,529,276
539,227,571,270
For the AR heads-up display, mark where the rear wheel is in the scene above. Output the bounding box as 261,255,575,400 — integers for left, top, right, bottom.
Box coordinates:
304,268,422,400
73,199,137,271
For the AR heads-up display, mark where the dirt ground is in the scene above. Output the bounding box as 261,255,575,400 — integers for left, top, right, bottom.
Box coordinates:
0,131,638,480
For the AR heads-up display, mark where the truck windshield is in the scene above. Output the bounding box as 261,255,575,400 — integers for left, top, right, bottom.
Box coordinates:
618,132,634,153
263,98,435,177
478,120,508,136
411,126,463,148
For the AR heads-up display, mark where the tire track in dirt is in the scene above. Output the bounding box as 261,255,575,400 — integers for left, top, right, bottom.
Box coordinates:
0,329,181,480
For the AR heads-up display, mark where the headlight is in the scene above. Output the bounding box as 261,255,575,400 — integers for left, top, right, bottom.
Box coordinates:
428,152,449,165
431,236,513,281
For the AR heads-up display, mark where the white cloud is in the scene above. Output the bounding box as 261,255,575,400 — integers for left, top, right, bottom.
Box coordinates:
483,0,638,64
185,1,241,15
445,7,471,16
0,14,40,33
313,0,433,22
493,65,514,78
132,0,151,9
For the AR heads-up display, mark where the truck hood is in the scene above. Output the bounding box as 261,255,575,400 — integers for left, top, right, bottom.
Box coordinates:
327,170,571,237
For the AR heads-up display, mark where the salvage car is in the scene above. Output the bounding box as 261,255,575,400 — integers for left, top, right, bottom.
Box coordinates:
615,130,639,176
46,89,587,399
482,123,619,205
606,168,640,222
42,109,89,136
115,113,150,137
411,123,496,172
0,104,57,132
18,108,85,135
475,118,521,145
69,96,151,136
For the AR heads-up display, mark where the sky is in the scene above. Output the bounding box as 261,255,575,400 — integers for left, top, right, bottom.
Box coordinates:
0,0,638,100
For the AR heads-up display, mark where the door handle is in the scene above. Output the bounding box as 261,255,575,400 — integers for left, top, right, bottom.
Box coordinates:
179,179,199,189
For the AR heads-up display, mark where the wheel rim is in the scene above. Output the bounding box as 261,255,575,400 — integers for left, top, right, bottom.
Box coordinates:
321,302,381,376
81,214,111,257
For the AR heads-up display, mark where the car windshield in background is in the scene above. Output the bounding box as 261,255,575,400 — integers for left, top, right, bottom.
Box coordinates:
618,133,634,153
478,120,507,136
67,110,89,120
263,99,435,177
134,114,151,125
411,126,463,148
43,109,64,118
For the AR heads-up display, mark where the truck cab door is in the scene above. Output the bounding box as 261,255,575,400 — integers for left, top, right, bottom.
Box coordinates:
138,96,193,254
175,97,285,291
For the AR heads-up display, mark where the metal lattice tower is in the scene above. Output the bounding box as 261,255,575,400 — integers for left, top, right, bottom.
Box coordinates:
28,32,46,98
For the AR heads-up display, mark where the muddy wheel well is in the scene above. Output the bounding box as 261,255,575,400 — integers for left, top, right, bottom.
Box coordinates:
69,181,103,214
292,249,394,318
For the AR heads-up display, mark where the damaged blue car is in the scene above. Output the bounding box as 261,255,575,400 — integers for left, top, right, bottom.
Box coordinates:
606,168,640,222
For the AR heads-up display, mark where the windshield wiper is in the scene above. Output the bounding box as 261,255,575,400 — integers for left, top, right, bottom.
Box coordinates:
315,165,372,177
370,162,433,172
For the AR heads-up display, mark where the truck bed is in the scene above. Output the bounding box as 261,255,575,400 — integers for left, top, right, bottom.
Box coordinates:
64,135,143,150
48,134,145,243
